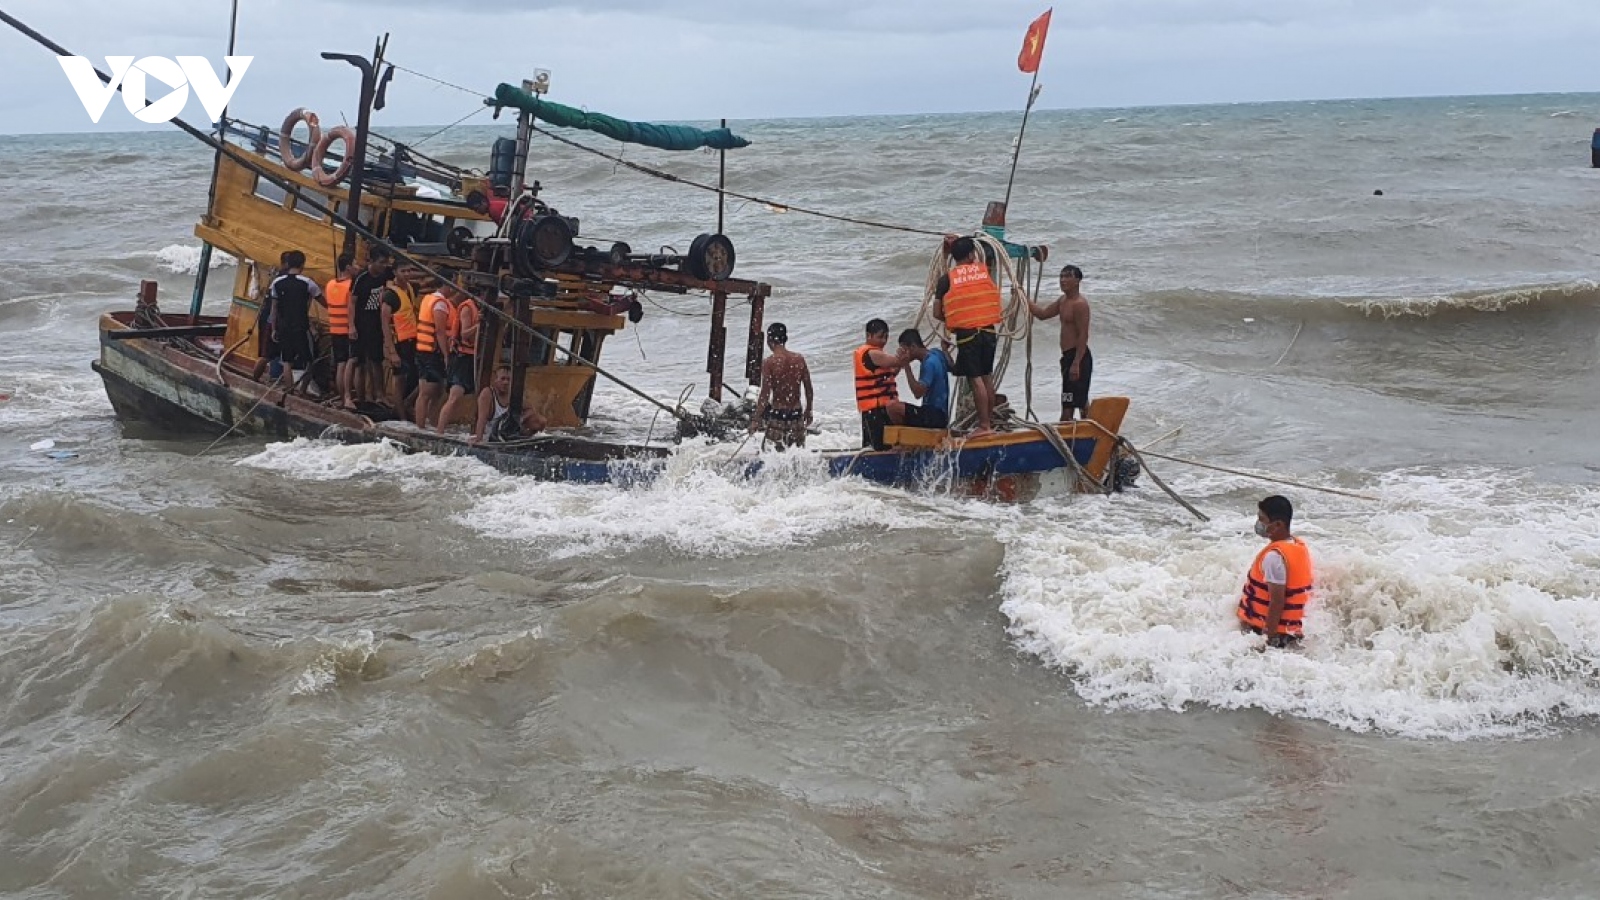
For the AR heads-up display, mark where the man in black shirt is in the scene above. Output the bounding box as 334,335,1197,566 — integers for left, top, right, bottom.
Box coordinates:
266,249,322,390
349,246,393,403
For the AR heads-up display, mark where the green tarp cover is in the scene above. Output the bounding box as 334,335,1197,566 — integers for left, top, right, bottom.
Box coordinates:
489,84,750,151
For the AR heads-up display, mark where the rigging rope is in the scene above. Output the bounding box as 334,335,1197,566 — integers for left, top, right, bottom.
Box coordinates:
528,125,949,237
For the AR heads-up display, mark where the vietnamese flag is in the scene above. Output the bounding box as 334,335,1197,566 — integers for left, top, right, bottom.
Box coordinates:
1018,9,1052,74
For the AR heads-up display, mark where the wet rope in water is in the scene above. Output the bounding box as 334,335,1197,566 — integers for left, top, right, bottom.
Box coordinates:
1133,448,1380,502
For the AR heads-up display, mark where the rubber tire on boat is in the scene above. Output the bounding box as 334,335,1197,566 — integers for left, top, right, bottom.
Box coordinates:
609,242,632,266
512,214,575,274
446,226,475,258
311,126,356,187
279,108,320,171
685,233,736,281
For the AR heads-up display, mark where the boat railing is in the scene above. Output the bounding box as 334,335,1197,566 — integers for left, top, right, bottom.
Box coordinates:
218,118,468,195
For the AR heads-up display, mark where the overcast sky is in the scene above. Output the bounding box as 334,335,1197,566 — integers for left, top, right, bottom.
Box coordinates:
2,0,1599,134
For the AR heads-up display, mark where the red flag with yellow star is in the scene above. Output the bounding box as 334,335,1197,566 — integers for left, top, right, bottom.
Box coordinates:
1018,9,1052,74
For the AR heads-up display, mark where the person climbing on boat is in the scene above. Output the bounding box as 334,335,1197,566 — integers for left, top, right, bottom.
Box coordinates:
324,253,358,410
1028,264,1093,421
466,188,509,225
252,251,289,382
749,322,814,450
933,237,1001,437
895,329,951,430
471,365,547,444
435,280,478,435
383,264,422,420
413,276,453,429
855,318,905,450
266,249,323,393
1237,495,1315,649
350,246,393,405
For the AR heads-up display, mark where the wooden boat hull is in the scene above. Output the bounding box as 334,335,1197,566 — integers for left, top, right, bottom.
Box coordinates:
96,313,1133,496
817,402,1131,498
94,312,668,483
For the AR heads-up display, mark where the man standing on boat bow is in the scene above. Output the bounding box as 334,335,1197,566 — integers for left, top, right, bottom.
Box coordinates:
1237,495,1315,649
1028,265,1093,421
933,237,1001,437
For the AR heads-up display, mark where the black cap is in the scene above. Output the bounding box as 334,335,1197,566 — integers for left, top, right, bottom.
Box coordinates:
766,322,787,344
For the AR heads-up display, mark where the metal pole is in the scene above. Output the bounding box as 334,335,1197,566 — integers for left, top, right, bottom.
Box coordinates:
510,79,536,201
1001,70,1041,213
189,0,241,322
717,117,726,235
324,38,383,261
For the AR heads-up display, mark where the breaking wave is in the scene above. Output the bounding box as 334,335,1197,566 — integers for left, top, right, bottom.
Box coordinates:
999,467,1600,740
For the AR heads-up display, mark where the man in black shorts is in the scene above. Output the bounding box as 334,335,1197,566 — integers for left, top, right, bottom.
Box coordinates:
266,249,323,391
349,247,393,403
933,237,1001,436
1028,264,1094,421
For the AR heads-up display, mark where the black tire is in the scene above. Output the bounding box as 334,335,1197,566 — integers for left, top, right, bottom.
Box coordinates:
686,233,736,281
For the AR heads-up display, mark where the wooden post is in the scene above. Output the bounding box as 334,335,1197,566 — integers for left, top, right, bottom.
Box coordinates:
508,291,530,420
744,289,765,385
707,290,727,402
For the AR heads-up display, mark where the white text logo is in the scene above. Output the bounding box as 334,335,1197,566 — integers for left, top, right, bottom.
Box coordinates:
58,56,253,124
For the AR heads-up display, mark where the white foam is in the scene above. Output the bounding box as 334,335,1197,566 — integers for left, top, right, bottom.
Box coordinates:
460,441,920,559
998,468,1600,739
290,628,381,697
236,437,500,489
152,244,236,275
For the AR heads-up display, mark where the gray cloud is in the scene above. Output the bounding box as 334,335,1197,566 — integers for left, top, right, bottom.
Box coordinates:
1,0,1597,134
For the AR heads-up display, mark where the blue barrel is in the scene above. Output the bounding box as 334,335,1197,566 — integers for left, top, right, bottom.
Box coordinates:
1592,129,1600,168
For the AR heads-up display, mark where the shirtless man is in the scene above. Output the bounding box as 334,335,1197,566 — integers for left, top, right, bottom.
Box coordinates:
1028,264,1093,421
471,366,547,444
748,322,814,450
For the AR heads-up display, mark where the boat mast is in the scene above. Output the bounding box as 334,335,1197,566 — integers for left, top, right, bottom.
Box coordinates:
323,34,388,261
188,0,241,322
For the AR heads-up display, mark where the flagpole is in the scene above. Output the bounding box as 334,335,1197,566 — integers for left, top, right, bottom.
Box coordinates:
1001,67,1040,213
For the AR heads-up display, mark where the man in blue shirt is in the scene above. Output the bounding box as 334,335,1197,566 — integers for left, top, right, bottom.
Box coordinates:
896,329,951,429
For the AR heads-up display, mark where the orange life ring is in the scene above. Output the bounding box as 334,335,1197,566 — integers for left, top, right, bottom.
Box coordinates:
312,126,356,187
279,108,320,170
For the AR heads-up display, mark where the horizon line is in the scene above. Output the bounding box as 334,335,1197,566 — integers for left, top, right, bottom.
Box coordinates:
2,87,1597,139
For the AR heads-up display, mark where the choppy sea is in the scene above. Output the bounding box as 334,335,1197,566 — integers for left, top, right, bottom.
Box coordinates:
3,92,1600,897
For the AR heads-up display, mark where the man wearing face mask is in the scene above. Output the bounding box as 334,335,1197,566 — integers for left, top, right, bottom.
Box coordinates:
1236,495,1314,648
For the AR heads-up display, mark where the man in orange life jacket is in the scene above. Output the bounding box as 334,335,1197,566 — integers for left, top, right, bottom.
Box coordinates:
324,253,359,410
933,237,1001,436
1237,495,1315,649
853,318,905,450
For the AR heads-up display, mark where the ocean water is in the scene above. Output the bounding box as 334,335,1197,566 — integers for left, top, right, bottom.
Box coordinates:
3,92,1600,897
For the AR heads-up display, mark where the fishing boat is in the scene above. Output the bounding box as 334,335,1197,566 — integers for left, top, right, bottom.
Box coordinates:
63,34,1137,496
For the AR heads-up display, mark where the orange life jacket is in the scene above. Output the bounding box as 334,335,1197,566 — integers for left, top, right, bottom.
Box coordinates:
450,295,478,356
854,344,896,412
1236,537,1314,637
416,291,450,354
942,261,1003,331
324,276,351,336
389,282,418,343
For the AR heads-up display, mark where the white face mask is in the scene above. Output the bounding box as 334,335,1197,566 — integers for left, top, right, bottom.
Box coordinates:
1254,520,1270,538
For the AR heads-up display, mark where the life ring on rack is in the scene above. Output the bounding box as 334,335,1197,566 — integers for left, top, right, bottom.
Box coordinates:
279,108,320,170
311,126,356,187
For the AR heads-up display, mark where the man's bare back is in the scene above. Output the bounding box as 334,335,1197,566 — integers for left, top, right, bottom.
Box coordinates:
759,350,810,412
751,324,814,449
